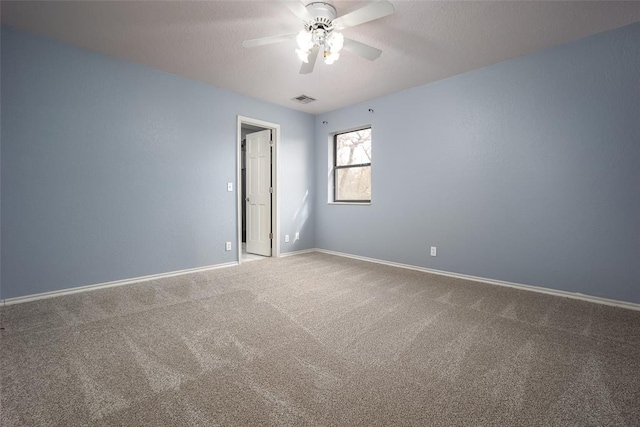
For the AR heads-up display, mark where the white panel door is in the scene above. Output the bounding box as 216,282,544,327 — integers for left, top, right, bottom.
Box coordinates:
246,129,272,256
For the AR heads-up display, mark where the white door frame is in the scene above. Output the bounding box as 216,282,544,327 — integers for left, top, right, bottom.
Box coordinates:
237,116,280,263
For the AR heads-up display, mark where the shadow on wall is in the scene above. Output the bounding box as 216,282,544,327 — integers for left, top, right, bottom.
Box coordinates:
287,190,310,249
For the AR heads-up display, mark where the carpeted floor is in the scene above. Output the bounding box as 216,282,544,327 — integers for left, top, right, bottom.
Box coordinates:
1,252,639,426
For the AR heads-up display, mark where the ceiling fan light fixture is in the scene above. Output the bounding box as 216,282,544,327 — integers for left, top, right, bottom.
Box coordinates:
242,0,394,73
324,51,340,65
296,30,314,51
326,31,344,53
296,48,310,63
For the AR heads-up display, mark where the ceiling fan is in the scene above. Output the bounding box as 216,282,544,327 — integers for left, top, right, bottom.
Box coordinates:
242,1,394,74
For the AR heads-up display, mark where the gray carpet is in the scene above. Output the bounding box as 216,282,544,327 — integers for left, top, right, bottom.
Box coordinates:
1,252,639,426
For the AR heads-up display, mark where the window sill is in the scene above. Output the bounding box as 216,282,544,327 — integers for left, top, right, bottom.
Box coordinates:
328,202,371,205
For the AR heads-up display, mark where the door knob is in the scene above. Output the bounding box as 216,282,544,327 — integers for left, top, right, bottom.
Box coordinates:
245,197,250,202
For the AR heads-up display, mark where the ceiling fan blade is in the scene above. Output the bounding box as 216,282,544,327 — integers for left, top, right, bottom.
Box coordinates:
300,46,320,74
333,0,394,30
283,0,314,22
242,33,296,48
343,38,382,61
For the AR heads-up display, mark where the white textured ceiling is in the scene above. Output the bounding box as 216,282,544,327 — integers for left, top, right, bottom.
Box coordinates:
2,1,639,114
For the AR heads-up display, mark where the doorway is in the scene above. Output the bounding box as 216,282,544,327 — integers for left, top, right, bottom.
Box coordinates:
237,116,280,263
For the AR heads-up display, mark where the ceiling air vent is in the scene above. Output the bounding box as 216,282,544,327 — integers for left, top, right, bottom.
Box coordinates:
292,95,316,104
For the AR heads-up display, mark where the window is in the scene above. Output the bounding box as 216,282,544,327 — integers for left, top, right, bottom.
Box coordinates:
333,127,371,202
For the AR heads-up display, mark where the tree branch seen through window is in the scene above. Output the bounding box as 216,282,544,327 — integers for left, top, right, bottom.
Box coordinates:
334,128,371,202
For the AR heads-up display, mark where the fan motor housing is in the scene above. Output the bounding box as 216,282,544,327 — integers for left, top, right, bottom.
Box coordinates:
305,2,337,32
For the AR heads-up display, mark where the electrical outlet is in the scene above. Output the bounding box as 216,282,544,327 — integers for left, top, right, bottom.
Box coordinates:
225,242,232,251
295,232,299,241
430,246,437,257
227,182,233,192
285,235,290,243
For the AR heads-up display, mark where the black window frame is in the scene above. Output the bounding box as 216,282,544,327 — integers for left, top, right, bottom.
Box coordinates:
333,127,372,203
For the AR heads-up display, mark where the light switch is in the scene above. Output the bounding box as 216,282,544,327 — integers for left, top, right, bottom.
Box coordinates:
227,182,233,192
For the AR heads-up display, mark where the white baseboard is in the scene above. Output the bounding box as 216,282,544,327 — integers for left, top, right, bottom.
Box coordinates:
1,262,238,306
313,249,640,312
4,249,638,312
279,248,317,258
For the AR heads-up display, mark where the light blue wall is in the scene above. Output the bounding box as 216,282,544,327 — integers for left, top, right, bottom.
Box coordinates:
315,23,640,304
1,26,315,299
0,28,2,301
3,23,639,304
